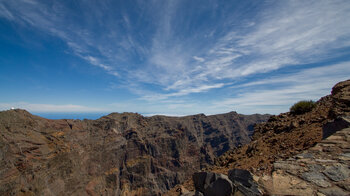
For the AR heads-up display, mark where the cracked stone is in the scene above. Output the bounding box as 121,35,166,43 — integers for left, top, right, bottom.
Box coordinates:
323,165,350,182
273,162,303,172
301,171,331,188
319,186,348,196
296,153,314,159
308,164,324,172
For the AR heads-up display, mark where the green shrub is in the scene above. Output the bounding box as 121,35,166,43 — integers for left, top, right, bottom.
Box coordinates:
290,100,316,115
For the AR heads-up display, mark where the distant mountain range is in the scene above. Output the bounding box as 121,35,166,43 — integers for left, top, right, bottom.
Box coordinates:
0,108,269,195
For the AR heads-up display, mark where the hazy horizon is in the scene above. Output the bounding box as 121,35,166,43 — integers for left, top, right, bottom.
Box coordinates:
2,108,271,120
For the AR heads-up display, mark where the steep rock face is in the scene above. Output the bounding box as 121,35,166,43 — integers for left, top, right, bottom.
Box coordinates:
166,80,350,195
257,117,350,195
0,110,269,195
214,80,350,175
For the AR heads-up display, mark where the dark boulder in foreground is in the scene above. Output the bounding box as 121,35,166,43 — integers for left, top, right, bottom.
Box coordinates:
228,169,261,196
193,172,233,196
189,170,261,196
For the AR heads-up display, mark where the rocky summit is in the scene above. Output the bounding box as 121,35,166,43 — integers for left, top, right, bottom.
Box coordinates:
0,109,268,195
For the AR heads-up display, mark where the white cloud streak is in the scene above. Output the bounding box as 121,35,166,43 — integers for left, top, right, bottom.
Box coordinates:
196,1,350,81
212,61,350,114
0,102,106,113
141,83,226,101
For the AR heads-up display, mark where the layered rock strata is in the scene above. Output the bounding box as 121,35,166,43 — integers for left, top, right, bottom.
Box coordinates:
257,117,350,195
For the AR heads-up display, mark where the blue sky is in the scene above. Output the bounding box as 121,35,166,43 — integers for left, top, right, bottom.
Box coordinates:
0,0,350,116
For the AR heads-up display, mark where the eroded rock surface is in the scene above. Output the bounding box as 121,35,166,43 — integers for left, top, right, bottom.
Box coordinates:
258,117,350,195
169,79,350,196
214,80,350,175
0,110,268,195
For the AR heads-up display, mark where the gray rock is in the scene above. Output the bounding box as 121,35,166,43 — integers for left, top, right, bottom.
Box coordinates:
296,153,314,159
228,169,261,196
228,169,253,187
315,159,337,163
338,181,350,191
319,186,349,196
205,176,234,196
301,171,331,188
323,164,350,182
273,162,303,172
309,164,324,172
341,153,350,158
193,172,233,196
181,190,204,196
193,172,209,193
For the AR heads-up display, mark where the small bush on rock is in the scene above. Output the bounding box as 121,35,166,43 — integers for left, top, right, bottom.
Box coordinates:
290,100,316,115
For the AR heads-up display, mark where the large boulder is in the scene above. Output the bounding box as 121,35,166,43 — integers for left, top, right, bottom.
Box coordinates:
228,169,261,196
193,172,234,196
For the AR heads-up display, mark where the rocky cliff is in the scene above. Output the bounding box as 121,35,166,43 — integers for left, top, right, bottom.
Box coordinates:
257,117,350,195
0,109,269,195
176,117,350,196
213,79,350,175
167,79,350,196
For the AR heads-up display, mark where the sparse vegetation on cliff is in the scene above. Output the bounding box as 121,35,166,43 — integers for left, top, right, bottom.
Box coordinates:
290,100,316,115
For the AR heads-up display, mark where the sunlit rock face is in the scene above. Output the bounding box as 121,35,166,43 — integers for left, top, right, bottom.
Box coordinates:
0,109,269,195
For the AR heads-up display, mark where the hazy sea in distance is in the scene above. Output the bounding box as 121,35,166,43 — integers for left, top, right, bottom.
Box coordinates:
33,113,109,120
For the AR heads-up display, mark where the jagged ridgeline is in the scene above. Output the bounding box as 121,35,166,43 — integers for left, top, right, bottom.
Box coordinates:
0,108,269,195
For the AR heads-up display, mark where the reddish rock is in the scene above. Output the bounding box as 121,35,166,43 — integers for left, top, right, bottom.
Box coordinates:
0,109,268,195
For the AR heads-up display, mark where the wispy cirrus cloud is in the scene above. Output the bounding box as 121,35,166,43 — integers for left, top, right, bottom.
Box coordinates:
0,0,349,115
211,61,350,114
188,1,350,81
130,0,350,100
141,83,226,101
0,0,126,77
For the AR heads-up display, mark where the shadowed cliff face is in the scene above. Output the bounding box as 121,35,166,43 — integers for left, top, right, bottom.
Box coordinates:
0,109,269,195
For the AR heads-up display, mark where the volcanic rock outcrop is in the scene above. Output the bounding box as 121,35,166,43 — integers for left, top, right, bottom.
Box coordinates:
257,117,350,195
214,79,350,175
183,169,260,196
0,109,269,195
167,79,350,196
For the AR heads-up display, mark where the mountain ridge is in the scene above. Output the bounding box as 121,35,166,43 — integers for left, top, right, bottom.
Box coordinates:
0,109,269,195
